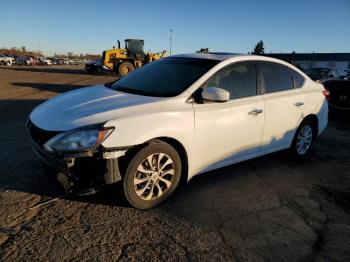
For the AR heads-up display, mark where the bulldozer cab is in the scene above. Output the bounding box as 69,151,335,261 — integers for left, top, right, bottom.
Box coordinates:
125,39,144,59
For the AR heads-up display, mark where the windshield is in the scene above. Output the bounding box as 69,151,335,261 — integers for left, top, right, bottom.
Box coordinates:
110,57,219,97
126,40,144,55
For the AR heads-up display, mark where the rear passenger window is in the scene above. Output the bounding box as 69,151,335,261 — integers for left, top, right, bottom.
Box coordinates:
261,63,294,93
203,62,257,99
292,71,305,88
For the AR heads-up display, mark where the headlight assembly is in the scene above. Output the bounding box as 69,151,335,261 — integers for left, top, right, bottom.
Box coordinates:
44,127,113,152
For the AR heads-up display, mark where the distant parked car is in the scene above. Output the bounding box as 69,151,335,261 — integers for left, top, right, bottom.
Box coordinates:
44,59,52,65
322,79,350,111
3,54,17,64
0,53,15,65
52,58,62,65
37,57,52,65
85,60,103,73
16,56,34,65
304,67,339,80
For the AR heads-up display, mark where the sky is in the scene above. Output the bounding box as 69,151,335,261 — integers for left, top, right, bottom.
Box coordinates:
1,0,349,56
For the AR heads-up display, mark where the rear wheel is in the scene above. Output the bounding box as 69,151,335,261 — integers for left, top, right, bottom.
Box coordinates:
123,141,181,209
290,120,315,157
118,61,135,76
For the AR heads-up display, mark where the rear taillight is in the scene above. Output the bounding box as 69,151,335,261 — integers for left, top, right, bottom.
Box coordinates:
323,90,330,100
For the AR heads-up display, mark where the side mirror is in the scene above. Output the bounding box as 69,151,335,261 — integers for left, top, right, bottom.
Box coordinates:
202,87,230,102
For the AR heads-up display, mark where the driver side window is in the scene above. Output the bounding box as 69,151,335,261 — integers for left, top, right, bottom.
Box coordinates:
202,62,257,99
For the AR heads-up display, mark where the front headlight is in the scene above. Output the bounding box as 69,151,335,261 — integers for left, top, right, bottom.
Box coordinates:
44,127,113,152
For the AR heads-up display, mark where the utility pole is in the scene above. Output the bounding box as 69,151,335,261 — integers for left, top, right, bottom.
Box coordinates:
169,29,173,56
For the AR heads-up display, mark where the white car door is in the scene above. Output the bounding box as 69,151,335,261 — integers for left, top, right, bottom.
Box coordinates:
192,62,265,173
260,62,305,153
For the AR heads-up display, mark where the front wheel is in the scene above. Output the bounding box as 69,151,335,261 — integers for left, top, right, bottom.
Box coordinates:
290,121,315,157
123,141,182,209
118,61,135,76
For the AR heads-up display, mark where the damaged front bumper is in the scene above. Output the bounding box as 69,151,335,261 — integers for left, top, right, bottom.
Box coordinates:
31,139,127,196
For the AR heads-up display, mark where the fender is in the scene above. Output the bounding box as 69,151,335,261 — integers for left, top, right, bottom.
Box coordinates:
101,106,196,177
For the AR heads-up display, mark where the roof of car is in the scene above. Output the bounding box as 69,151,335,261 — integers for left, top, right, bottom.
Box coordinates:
172,53,245,61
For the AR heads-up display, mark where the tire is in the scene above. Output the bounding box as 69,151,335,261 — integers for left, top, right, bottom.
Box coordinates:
290,120,315,157
118,61,135,76
123,141,182,209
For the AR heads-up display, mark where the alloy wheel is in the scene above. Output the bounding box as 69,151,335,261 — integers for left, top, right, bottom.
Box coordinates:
133,153,175,200
296,125,313,155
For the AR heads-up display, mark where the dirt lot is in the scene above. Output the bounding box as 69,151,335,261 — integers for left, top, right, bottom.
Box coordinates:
0,65,350,261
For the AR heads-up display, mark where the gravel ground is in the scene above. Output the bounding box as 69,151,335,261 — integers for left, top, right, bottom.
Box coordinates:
0,65,349,261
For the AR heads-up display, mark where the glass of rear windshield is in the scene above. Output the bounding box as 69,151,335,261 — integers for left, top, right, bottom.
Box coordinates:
111,57,219,97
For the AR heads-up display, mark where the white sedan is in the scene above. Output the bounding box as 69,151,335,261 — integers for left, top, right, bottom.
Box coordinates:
0,54,15,65
28,53,328,209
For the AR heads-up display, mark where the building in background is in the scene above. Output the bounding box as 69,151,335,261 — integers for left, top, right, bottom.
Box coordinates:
265,53,350,75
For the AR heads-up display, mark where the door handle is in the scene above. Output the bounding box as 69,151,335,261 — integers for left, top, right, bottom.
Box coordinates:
248,109,263,116
294,102,304,107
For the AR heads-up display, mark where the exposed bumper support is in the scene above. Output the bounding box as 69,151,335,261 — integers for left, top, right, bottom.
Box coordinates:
32,141,128,196
102,150,127,185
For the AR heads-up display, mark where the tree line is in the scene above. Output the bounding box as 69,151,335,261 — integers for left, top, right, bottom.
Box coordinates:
0,46,100,60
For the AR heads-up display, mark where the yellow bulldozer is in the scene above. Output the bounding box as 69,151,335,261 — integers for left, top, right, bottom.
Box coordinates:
86,39,166,76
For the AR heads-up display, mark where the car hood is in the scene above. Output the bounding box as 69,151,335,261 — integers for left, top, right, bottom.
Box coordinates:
30,85,165,131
